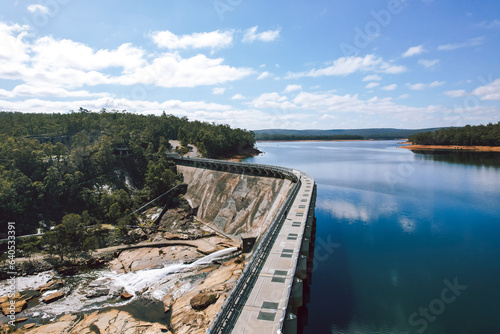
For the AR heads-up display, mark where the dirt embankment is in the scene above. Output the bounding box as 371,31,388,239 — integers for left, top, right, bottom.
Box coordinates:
399,142,500,152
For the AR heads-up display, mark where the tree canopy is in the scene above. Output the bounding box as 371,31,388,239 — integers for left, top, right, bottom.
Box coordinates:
408,122,500,146
0,110,255,245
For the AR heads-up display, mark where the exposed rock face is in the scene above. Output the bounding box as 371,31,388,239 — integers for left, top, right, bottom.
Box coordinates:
1,299,27,315
167,257,244,334
41,290,66,304
36,279,64,292
177,165,293,236
120,291,134,300
190,292,218,311
26,310,171,334
109,245,201,273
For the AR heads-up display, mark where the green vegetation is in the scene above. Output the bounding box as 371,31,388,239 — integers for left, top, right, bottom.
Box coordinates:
255,134,364,141
0,109,255,259
408,122,500,146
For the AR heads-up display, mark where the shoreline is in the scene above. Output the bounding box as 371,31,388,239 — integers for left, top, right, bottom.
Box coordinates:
399,142,500,152
256,139,380,143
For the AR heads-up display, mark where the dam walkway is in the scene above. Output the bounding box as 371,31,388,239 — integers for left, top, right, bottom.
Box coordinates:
170,156,316,334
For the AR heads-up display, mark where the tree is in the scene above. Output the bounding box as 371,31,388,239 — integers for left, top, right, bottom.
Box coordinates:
145,160,177,198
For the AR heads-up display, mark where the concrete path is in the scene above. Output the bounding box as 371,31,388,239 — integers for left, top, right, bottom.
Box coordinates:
229,172,315,334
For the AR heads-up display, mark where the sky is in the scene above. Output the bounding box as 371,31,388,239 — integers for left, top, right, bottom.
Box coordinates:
0,0,499,130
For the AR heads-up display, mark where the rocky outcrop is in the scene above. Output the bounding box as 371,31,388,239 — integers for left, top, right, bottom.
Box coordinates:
190,292,218,311
1,299,27,315
0,292,32,315
41,291,66,304
177,165,293,236
166,257,244,334
26,310,171,334
36,279,64,292
109,245,201,273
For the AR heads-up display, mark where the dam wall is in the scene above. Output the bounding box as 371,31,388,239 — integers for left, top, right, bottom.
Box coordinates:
176,164,294,237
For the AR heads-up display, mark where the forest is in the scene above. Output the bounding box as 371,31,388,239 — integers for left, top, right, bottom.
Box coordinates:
0,109,255,260
408,122,500,146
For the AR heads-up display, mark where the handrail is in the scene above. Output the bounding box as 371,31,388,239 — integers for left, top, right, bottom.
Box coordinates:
276,183,317,331
170,155,299,182
208,177,302,334
171,155,311,334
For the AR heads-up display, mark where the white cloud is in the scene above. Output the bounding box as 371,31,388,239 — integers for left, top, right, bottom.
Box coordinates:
257,71,271,80
291,91,444,119
381,84,397,91
399,94,410,99
429,80,445,87
474,20,500,29
0,23,253,90
0,23,31,68
444,89,467,98
250,92,295,109
151,29,233,51
472,79,500,100
231,94,245,100
242,26,280,43
286,55,406,79
0,84,111,98
402,45,425,57
212,87,225,95
120,53,253,88
407,83,426,90
438,37,485,51
284,84,302,93
32,37,146,72
362,74,382,82
0,97,233,114
27,4,48,13
366,82,380,89
407,81,445,90
418,59,439,68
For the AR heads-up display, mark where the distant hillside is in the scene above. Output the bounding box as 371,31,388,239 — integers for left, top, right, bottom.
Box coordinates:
254,128,444,140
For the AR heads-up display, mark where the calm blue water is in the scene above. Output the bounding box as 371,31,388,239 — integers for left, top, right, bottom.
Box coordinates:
245,141,500,334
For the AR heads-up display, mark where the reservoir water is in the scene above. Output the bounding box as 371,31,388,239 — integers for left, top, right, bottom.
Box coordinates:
245,140,500,334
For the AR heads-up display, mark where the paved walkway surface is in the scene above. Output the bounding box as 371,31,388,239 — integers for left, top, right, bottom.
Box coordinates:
230,171,315,333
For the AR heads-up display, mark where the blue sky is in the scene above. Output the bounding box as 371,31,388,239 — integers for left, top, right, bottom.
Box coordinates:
0,0,499,130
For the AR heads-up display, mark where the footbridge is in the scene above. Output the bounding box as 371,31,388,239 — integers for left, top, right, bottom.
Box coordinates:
170,156,317,334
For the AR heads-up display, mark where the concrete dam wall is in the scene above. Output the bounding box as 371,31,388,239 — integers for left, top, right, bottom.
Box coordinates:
177,165,294,237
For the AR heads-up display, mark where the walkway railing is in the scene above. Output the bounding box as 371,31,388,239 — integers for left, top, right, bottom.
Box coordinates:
169,155,305,334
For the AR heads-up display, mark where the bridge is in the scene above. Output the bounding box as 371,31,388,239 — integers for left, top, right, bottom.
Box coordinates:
170,156,316,334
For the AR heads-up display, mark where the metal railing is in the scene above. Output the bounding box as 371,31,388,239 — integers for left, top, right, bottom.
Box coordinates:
276,183,317,332
207,176,302,334
171,155,314,334
170,155,300,182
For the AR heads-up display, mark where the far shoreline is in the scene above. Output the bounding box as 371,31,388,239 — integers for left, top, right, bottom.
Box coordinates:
256,139,381,143
398,142,500,152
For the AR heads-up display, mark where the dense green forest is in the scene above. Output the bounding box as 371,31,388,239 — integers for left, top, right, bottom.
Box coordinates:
0,110,255,259
408,122,500,146
256,134,364,141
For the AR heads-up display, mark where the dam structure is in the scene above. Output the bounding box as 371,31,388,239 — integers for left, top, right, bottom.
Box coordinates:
171,156,317,334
